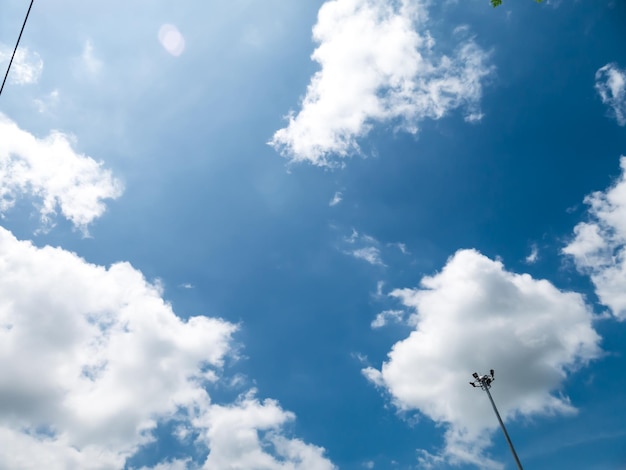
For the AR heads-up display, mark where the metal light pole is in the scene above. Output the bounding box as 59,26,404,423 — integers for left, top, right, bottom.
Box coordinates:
469,370,524,470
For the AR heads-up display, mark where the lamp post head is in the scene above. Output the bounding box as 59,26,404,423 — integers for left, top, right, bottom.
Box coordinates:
469,370,495,390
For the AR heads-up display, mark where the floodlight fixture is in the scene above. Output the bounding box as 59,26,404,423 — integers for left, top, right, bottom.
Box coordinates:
469,369,524,470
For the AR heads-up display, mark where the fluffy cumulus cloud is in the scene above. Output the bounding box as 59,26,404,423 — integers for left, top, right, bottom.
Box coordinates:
270,0,492,166
564,156,626,319
595,63,626,126
0,228,335,469
0,114,123,231
196,392,335,470
363,250,600,468
0,45,43,85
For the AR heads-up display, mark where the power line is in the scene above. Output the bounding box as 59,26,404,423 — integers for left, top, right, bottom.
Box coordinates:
0,0,35,98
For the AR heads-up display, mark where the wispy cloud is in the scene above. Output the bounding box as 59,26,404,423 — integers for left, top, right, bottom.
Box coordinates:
525,243,539,264
365,249,599,467
595,63,626,126
343,229,386,266
33,89,60,114
371,309,405,328
270,0,492,166
0,45,43,85
563,156,626,319
81,40,102,75
390,242,409,255
329,191,343,206
352,246,385,266
374,280,385,298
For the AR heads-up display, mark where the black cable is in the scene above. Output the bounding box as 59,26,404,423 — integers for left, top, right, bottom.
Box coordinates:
0,0,35,98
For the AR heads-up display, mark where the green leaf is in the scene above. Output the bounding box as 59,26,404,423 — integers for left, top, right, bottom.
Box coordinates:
491,0,543,7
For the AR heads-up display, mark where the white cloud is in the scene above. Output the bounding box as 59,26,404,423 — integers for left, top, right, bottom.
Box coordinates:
329,191,343,206
136,459,191,470
345,228,376,245
0,114,123,232
0,45,43,85
0,227,234,468
351,246,385,266
343,229,385,266
374,280,385,298
196,392,336,470
81,40,103,75
158,24,186,57
371,309,405,328
464,111,484,123
595,63,626,126
269,0,492,166
391,242,409,255
564,156,626,319
525,243,539,264
364,249,600,467
0,227,335,469
33,89,60,114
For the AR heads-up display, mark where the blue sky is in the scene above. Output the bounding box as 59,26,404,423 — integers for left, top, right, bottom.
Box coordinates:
0,0,625,469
